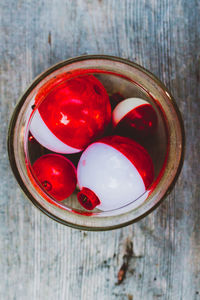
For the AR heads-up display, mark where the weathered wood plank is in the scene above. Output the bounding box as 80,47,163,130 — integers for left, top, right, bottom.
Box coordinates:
0,0,199,299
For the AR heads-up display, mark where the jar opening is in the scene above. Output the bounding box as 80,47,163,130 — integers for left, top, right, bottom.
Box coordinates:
25,69,169,215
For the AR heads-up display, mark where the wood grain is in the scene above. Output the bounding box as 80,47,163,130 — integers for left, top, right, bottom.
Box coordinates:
0,0,199,299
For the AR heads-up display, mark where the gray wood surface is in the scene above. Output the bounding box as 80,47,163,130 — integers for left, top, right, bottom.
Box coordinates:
0,0,199,299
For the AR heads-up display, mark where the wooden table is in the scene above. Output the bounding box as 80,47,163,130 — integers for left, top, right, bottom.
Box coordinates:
0,1,199,299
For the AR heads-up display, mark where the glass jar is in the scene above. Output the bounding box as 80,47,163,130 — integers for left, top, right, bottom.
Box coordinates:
7,55,184,230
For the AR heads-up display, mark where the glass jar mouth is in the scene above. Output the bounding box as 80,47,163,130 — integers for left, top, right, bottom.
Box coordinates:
7,55,185,231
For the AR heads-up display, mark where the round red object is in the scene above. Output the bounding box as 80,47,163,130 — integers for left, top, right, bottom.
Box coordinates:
77,135,154,211
32,154,77,201
112,98,158,138
31,75,111,153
